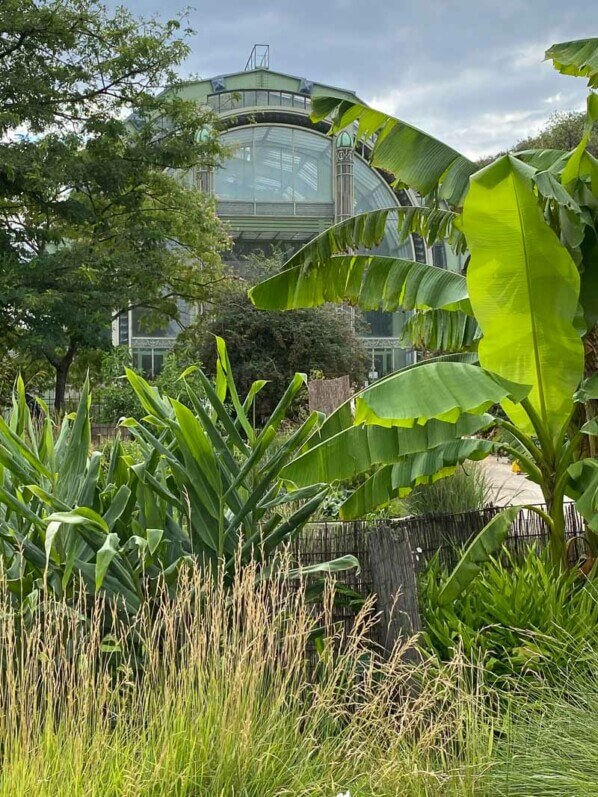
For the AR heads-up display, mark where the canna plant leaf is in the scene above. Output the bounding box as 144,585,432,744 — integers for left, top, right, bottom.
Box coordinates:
95,533,122,591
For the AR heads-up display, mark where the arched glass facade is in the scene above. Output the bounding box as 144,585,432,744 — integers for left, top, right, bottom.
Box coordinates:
215,126,333,203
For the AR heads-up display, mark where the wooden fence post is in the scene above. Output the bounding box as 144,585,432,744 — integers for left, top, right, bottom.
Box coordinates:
307,375,351,416
366,525,421,659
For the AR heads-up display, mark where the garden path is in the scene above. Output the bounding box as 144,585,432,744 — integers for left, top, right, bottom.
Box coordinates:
481,456,545,506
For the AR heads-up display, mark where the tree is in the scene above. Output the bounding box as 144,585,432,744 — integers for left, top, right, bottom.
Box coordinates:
515,110,598,156
175,253,369,421
250,38,598,583
0,0,229,410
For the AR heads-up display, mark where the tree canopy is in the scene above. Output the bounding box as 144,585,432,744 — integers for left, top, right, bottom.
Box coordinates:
0,0,229,409
177,252,369,421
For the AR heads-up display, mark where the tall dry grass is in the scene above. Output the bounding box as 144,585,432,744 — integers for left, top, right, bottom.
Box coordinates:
0,556,494,796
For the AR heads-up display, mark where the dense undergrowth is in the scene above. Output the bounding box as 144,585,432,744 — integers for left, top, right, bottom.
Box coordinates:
420,547,598,684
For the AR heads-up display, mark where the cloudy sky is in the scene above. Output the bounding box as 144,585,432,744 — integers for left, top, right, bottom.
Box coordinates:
113,0,594,159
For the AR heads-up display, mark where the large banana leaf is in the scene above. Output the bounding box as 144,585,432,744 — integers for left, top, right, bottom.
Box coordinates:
280,207,462,271
250,253,470,313
463,155,584,444
545,38,598,87
310,96,478,206
353,360,530,428
281,412,494,487
339,438,497,520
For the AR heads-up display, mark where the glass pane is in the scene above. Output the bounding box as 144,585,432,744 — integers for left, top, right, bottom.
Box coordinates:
216,125,332,203
432,242,447,268
139,352,153,378
365,310,393,337
254,126,293,201
292,128,332,202
364,307,409,340
214,128,254,201
153,352,165,376
354,156,412,258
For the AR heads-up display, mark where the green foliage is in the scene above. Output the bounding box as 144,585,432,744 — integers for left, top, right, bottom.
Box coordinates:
545,37,598,87
93,347,207,424
0,342,355,614
515,110,598,157
309,97,476,206
0,0,229,410
494,660,598,795
251,37,598,580
93,347,143,424
180,256,369,421
0,562,493,797
421,547,598,680
464,155,584,444
402,462,494,516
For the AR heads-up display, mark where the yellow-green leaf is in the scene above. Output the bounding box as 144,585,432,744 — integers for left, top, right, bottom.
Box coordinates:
464,155,584,443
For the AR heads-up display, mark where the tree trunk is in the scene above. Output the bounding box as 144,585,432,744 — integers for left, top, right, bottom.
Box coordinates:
53,343,77,413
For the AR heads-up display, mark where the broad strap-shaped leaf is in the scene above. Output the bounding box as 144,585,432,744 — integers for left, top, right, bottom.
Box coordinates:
339,438,497,520
55,378,92,505
545,38,598,87
437,506,523,604
311,96,477,206
463,155,584,444
354,361,530,428
282,413,494,487
561,93,598,184
250,253,470,313
95,533,121,591
514,149,571,174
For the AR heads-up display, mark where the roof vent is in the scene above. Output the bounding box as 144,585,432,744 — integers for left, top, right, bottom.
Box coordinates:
298,78,314,95
245,44,270,71
210,76,227,93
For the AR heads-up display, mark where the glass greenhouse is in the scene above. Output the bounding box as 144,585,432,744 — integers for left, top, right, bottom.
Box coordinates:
116,49,463,378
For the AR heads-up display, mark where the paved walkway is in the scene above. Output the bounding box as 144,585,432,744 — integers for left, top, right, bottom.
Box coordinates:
481,456,545,506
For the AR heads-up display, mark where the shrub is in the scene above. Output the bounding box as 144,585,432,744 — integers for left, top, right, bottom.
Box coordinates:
0,342,355,615
420,546,598,681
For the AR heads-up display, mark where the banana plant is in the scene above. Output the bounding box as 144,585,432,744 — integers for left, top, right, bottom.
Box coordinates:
250,38,598,596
